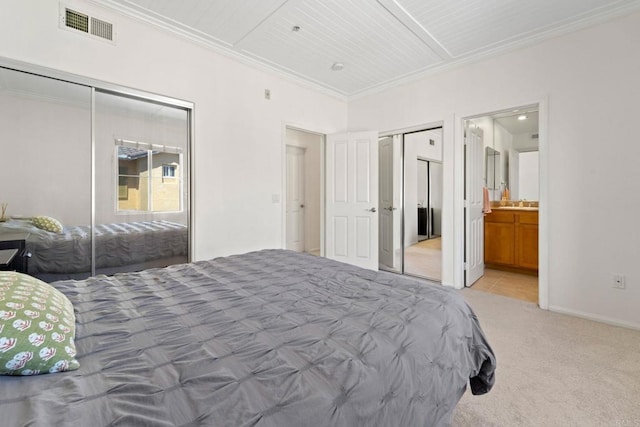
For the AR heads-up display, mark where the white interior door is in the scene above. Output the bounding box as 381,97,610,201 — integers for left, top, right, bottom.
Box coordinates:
326,131,379,270
465,125,485,286
286,145,305,252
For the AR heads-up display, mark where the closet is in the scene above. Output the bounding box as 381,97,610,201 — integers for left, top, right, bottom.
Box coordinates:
0,64,192,281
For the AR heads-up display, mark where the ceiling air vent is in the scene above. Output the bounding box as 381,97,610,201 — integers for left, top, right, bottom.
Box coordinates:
91,17,113,41
61,5,115,43
65,8,89,33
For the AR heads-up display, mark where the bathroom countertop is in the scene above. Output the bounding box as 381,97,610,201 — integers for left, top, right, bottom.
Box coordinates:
491,206,538,211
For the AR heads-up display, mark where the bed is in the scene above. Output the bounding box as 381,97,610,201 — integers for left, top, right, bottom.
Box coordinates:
0,219,188,278
0,250,495,426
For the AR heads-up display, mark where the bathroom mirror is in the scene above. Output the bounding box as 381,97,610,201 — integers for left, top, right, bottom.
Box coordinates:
509,149,539,200
485,147,501,190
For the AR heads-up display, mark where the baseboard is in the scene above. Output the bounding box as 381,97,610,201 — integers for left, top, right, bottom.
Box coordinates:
548,305,640,331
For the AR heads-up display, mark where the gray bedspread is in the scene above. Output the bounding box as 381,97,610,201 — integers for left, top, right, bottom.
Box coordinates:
0,219,187,274
0,250,495,426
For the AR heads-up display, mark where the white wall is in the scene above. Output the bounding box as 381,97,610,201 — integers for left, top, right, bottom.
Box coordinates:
348,11,640,328
0,0,347,259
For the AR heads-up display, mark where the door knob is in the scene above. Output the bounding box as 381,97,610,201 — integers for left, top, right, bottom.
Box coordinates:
367,207,377,213
384,206,397,211
300,204,305,208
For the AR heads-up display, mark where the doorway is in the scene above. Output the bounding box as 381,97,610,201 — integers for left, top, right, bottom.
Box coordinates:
464,105,540,303
285,128,322,255
378,127,444,281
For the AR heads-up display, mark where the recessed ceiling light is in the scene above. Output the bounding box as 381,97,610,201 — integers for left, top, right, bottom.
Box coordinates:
331,62,344,71
292,25,301,32
517,115,527,121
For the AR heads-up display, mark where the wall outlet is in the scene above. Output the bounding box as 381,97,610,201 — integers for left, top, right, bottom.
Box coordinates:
264,89,271,100
612,274,625,289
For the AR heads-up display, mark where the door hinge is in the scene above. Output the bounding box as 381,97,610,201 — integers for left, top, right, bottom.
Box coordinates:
463,200,469,208
464,262,469,270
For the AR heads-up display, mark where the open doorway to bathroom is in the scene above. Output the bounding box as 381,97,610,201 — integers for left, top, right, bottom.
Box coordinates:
464,106,539,303
379,127,443,281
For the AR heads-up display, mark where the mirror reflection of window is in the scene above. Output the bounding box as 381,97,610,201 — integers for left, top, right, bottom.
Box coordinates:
95,90,190,277
117,147,149,212
116,144,183,213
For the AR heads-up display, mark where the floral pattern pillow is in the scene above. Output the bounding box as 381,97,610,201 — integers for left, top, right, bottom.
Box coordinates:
32,216,63,234
0,272,79,375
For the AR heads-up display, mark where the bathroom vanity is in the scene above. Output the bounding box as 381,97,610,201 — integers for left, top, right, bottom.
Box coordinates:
484,207,538,274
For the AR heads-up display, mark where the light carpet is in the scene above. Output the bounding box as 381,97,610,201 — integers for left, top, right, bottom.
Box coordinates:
452,288,640,427
404,238,442,280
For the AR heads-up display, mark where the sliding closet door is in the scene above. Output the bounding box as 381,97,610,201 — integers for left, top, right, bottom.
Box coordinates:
403,128,443,281
0,67,92,281
93,91,189,275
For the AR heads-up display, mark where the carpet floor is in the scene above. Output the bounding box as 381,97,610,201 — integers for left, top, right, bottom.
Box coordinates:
404,237,442,280
452,288,640,427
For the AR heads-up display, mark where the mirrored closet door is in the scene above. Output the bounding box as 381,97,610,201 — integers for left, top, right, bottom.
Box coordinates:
94,91,189,275
0,65,191,281
0,67,93,282
403,128,443,281
378,128,443,281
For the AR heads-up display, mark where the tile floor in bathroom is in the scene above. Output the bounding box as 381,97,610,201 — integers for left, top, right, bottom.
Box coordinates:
471,268,538,304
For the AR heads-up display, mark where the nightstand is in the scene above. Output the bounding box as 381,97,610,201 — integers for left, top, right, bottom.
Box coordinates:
0,232,31,273
0,249,18,270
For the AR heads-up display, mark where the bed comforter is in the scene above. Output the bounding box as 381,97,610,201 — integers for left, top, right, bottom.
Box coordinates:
0,219,187,274
0,249,495,426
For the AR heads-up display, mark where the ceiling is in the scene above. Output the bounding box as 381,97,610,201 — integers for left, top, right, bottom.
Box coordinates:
493,108,539,135
96,0,640,98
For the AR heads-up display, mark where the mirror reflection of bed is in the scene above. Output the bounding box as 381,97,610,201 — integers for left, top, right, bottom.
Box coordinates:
0,67,190,282
0,218,188,282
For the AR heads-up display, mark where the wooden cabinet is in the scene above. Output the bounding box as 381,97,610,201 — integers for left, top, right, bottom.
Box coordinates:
484,209,538,274
484,211,515,265
515,212,538,270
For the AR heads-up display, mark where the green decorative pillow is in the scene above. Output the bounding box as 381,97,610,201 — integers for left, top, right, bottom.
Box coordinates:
0,272,79,375
32,216,63,234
